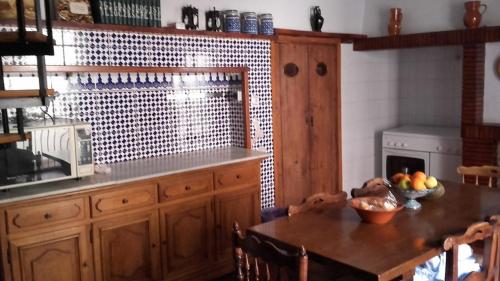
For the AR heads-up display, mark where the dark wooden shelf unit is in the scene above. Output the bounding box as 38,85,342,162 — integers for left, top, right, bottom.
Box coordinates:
0,89,54,98
0,31,54,56
0,132,31,144
353,26,500,51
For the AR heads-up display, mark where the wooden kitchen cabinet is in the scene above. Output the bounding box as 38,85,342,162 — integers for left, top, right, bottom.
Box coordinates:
159,197,214,281
214,187,260,261
92,210,161,281
273,32,342,206
0,159,264,281
8,226,93,281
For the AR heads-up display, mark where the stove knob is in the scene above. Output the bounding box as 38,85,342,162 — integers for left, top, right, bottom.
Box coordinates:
388,142,395,146
436,146,443,152
402,143,408,148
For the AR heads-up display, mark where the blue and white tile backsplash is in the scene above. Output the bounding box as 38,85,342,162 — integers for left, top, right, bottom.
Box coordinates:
1,26,275,208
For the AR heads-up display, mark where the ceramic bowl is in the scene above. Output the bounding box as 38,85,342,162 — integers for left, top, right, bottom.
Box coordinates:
351,197,404,224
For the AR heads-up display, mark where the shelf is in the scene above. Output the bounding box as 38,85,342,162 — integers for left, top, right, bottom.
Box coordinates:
353,26,500,51
0,31,54,56
3,65,249,74
0,89,54,98
274,28,367,43
0,19,274,41
462,124,500,141
0,133,31,145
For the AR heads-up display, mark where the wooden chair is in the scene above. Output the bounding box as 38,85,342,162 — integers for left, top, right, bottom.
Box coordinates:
287,191,347,217
457,166,500,188
232,222,308,281
443,215,500,281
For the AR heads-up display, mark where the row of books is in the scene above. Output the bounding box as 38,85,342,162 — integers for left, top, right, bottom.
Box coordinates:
91,0,161,27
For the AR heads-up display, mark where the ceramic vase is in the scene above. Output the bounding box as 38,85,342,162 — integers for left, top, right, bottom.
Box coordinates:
464,1,487,29
387,8,402,36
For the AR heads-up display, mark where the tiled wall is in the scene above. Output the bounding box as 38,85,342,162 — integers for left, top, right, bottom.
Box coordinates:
2,26,276,208
340,45,462,195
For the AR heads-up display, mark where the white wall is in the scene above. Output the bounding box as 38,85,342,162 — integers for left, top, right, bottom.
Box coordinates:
160,0,366,34
398,46,463,127
341,44,400,195
484,42,500,123
363,0,500,36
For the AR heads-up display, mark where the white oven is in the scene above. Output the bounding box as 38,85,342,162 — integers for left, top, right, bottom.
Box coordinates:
382,126,462,182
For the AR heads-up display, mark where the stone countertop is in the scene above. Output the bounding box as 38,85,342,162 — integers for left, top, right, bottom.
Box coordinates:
0,147,269,205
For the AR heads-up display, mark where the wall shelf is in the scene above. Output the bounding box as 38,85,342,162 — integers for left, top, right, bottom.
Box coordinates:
3,65,249,74
274,28,367,43
353,26,500,51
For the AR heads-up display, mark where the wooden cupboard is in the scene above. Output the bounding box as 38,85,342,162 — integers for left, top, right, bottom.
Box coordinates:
8,226,93,281
273,32,342,206
0,159,263,281
92,210,161,281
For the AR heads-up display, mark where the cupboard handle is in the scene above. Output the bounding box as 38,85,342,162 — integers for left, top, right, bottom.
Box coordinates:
152,243,156,248
122,198,129,204
316,62,328,76
284,63,299,77
236,174,241,179
44,213,52,220
185,185,191,191
82,262,88,268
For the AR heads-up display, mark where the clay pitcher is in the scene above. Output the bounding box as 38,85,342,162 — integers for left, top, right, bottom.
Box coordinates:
387,8,403,36
464,1,487,29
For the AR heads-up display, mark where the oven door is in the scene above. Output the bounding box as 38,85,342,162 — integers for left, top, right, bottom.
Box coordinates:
382,148,430,178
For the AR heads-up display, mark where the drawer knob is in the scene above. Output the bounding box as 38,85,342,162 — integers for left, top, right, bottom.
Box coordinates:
185,185,191,191
236,174,241,179
122,198,129,204
44,213,52,220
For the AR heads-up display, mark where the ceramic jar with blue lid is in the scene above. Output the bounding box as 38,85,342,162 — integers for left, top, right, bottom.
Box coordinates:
241,12,258,35
223,10,240,33
258,13,274,35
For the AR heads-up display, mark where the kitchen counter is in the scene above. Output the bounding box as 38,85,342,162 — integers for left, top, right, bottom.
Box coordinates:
0,146,269,205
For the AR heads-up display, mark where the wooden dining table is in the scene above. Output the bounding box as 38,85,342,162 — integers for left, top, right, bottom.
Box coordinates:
247,181,500,281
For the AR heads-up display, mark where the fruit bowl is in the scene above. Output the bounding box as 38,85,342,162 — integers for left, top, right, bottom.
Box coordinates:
397,188,436,210
350,197,404,224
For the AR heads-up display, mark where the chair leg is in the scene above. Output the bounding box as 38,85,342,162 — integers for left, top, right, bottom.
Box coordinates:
445,246,458,281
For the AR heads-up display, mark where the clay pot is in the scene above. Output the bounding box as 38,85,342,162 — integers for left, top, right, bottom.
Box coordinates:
464,1,487,29
387,8,403,36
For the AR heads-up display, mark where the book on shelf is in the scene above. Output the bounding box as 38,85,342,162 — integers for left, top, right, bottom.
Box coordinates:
90,0,161,26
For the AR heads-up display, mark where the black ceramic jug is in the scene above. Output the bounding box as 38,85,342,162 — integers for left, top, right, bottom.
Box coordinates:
182,5,199,30
311,6,324,32
206,7,222,32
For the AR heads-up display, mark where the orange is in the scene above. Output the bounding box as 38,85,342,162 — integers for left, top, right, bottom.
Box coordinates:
391,173,405,184
412,171,427,181
411,178,427,191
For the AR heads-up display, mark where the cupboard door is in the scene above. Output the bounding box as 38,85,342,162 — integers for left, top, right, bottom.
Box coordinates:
215,188,260,261
308,43,341,194
279,43,312,205
159,197,214,280
93,210,160,281
9,226,92,281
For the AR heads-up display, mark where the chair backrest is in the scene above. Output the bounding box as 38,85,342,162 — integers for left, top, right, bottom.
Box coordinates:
457,166,500,188
232,222,308,281
288,192,347,217
443,215,500,281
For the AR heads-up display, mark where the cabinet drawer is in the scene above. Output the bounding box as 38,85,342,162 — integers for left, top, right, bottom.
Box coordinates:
159,172,213,202
6,197,87,234
214,162,260,190
91,183,157,217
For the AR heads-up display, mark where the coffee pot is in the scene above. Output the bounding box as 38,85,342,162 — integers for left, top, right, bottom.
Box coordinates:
206,7,222,32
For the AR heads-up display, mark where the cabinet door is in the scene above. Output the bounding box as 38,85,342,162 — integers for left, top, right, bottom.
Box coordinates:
215,188,260,261
9,226,92,281
159,197,214,280
279,43,313,205
92,210,161,281
308,43,341,194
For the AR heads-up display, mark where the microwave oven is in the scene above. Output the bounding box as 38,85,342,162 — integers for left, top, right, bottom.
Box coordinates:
0,119,94,190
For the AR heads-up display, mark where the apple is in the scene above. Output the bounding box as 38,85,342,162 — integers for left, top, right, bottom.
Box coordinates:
425,176,438,189
398,179,411,190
